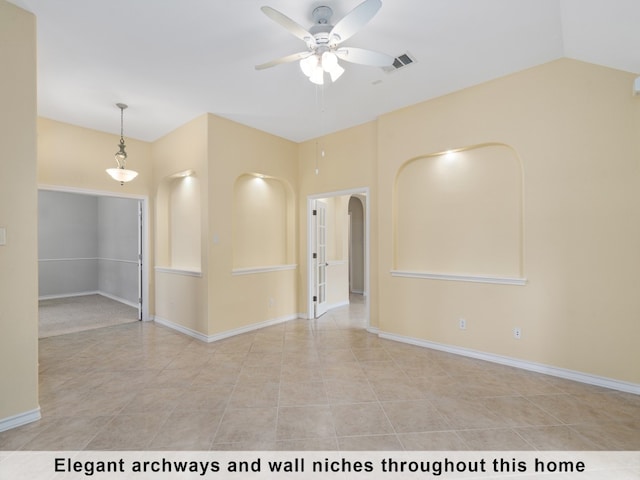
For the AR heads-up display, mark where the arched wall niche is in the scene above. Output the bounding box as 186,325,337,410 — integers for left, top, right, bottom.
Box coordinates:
393,143,524,281
232,173,295,269
156,170,202,272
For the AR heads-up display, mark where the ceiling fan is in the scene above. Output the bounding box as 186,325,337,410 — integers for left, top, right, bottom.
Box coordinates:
255,0,394,85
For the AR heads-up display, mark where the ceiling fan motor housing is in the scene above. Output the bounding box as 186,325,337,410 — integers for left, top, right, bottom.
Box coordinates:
310,5,338,46
312,6,333,24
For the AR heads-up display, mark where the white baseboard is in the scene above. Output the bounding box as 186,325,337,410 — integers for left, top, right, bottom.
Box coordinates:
153,316,209,342
0,408,41,433
38,291,138,309
98,291,139,309
154,313,299,344
38,291,100,301
379,331,640,395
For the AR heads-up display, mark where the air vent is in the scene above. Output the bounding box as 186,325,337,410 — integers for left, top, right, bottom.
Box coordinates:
383,52,417,73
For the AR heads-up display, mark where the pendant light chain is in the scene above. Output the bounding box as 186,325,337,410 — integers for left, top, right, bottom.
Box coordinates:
120,106,125,146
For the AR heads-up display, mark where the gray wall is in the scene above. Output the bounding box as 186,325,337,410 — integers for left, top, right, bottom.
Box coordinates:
98,196,139,305
38,191,139,306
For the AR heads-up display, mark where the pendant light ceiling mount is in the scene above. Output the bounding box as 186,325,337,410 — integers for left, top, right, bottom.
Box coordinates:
106,102,138,185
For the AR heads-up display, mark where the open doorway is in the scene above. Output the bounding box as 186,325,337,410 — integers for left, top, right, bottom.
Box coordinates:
307,188,369,327
348,195,365,296
37,187,149,337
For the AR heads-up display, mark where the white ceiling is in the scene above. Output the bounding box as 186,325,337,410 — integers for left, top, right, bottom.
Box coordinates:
8,0,640,143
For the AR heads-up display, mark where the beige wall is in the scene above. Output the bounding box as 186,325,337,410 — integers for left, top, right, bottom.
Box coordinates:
395,143,523,277
152,115,208,334
377,58,640,384
0,1,39,425
233,174,290,269
207,115,298,335
38,119,153,195
169,175,202,270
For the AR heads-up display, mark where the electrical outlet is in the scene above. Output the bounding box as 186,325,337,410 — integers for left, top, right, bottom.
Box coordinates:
513,327,522,339
459,318,466,330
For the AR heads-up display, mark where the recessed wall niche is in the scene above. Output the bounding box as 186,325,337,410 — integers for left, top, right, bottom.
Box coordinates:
394,143,524,279
156,171,201,272
232,174,295,269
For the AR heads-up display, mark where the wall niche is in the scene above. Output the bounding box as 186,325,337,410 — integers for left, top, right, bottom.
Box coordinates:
232,173,295,270
394,143,524,280
156,171,201,272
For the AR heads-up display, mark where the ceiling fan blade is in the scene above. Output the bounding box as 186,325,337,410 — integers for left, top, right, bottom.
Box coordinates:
261,6,315,46
255,51,312,70
329,0,382,45
335,47,393,67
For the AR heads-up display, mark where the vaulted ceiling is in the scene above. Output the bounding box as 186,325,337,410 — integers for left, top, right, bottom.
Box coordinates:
8,0,640,143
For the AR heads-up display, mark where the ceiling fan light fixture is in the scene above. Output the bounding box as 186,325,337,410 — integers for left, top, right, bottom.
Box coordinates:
321,51,339,71
309,64,325,85
300,55,318,77
322,52,344,82
259,0,388,85
329,63,344,82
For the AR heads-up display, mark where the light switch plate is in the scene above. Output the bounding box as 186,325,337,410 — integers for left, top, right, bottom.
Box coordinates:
0,227,6,246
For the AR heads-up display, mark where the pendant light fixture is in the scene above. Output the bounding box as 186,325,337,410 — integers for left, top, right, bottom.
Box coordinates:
106,103,138,185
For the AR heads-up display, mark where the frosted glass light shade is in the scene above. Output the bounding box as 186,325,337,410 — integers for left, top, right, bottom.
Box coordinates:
106,167,138,183
309,65,324,85
300,55,318,77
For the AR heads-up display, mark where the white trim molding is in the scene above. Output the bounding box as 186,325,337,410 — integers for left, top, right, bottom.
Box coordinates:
38,184,148,200
155,266,202,277
99,257,138,265
379,331,640,395
154,313,298,344
38,257,97,262
39,257,137,265
231,264,297,276
98,291,139,309
38,290,100,301
38,291,137,309
153,316,209,343
0,408,41,433
391,270,527,286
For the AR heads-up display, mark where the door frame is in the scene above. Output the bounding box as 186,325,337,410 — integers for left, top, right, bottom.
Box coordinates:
306,187,370,327
38,184,151,322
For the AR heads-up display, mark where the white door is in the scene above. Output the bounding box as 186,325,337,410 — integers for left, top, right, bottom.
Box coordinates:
137,200,143,320
314,200,329,318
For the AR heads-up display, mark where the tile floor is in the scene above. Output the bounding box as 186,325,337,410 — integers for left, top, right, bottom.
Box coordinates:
1,296,639,451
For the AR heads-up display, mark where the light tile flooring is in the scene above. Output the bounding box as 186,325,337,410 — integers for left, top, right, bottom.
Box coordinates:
1,296,639,451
